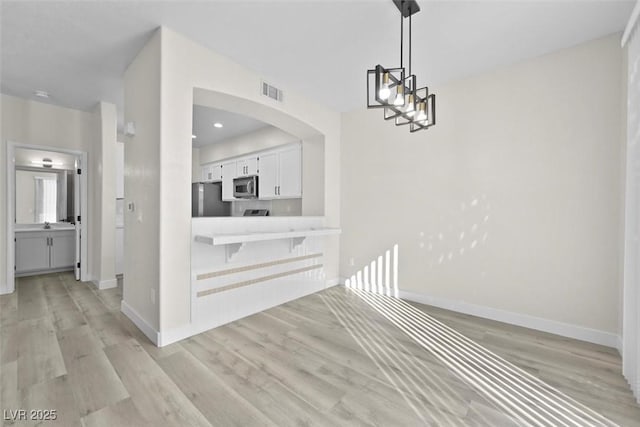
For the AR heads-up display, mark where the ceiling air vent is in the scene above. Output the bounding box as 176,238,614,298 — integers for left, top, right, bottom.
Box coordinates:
261,81,283,102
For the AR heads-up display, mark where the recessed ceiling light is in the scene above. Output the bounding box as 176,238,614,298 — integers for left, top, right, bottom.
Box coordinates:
192,134,197,139
33,90,49,99
213,122,223,128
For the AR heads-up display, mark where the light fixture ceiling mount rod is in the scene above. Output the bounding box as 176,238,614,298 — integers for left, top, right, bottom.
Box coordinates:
392,0,420,17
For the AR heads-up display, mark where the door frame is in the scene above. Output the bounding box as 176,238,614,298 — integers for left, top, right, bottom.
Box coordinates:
4,142,88,294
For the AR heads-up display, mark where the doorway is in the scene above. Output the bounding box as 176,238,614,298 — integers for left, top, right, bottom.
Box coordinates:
5,142,88,294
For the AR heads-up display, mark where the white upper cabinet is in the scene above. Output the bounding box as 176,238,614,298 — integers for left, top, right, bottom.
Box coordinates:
221,161,237,201
201,162,222,182
258,152,278,199
258,143,302,200
277,146,302,198
236,157,258,177
201,165,211,182
211,163,222,181
205,142,301,201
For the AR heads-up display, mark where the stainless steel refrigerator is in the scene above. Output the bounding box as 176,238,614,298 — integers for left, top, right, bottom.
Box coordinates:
192,182,231,217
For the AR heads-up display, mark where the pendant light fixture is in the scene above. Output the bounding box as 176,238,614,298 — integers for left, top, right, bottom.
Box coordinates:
367,0,436,132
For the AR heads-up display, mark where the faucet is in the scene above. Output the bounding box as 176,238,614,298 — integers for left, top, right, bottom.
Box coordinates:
44,222,51,229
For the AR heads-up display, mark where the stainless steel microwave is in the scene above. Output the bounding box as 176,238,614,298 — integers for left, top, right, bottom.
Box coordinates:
233,176,258,198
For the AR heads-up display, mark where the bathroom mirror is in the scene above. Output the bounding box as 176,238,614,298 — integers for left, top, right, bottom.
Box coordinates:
15,168,76,224
14,148,78,225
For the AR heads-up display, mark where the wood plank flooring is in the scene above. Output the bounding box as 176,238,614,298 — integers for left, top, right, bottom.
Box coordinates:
0,272,638,426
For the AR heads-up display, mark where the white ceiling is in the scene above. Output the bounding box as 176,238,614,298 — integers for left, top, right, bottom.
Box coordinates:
192,105,270,147
1,0,635,123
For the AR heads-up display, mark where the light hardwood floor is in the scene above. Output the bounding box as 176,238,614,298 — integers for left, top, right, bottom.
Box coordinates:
0,272,638,426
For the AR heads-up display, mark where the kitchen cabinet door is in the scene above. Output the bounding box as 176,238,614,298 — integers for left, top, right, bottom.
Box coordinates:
15,232,50,273
210,163,222,181
50,231,75,269
237,157,258,177
221,162,237,201
278,146,302,198
202,164,222,182
258,152,278,199
201,165,212,182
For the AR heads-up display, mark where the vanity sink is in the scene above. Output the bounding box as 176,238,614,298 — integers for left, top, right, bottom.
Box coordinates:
15,223,76,232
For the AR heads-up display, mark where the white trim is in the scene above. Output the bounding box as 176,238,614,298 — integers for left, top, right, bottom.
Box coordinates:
121,300,159,345
617,335,624,357
325,277,343,288
3,143,15,295
158,323,197,347
92,278,117,290
622,0,640,47
396,289,619,348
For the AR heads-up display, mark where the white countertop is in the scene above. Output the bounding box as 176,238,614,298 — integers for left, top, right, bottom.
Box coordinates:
195,228,341,246
15,224,76,232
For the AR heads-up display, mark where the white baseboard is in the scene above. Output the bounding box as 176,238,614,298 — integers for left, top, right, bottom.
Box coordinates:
121,300,159,345
616,335,623,357
158,324,196,348
0,283,10,295
325,277,343,288
92,278,118,290
395,289,619,349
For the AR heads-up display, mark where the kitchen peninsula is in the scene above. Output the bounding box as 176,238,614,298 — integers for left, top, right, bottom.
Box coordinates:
190,216,340,335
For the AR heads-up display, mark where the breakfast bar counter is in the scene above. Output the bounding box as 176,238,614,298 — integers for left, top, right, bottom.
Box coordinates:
188,216,340,338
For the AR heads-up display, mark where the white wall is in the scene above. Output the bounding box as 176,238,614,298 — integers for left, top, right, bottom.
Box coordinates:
622,11,640,400
302,136,325,217
90,102,117,289
341,34,624,341
124,27,340,336
198,126,297,163
191,147,200,183
122,30,162,331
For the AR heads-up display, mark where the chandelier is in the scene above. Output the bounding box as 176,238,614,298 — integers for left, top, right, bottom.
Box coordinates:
367,0,436,132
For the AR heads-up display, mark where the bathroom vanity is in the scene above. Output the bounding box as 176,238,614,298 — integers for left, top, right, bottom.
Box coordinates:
14,224,76,276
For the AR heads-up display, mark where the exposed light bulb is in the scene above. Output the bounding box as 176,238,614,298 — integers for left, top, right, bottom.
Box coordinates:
415,102,427,122
405,94,415,117
393,85,404,106
378,72,391,100
379,86,390,101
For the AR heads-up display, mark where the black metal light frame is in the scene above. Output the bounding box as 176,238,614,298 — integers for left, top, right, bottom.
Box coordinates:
410,93,436,132
366,0,436,133
366,65,405,109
